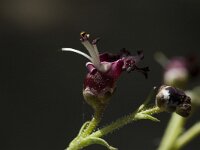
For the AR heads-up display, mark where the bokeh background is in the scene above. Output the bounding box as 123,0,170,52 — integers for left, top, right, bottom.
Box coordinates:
1,0,200,149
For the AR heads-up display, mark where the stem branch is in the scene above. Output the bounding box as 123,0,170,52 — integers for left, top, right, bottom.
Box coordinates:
81,110,102,137
90,106,162,138
67,106,163,150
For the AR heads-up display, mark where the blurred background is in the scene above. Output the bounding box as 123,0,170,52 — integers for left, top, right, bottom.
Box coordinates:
1,0,200,149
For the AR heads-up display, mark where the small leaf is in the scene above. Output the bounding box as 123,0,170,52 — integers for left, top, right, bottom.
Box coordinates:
136,113,160,122
143,114,160,122
85,137,117,150
78,121,90,136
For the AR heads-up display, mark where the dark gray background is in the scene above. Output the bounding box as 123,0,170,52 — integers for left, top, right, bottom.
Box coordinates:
1,0,200,149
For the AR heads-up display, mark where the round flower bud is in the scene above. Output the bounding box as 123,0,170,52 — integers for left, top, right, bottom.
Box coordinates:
164,58,189,88
164,56,199,88
156,85,191,117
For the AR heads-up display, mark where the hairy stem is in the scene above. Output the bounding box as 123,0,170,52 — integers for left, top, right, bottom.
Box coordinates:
90,106,162,138
66,108,103,150
67,106,163,150
81,109,103,137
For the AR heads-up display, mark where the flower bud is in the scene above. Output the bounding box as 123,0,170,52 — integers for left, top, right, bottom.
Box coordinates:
156,85,191,117
164,56,199,88
164,58,188,88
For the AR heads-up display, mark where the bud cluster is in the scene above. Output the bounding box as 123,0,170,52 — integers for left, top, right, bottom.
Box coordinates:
156,85,191,117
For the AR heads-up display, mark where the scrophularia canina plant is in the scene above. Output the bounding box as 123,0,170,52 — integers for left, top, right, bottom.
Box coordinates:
61,32,199,150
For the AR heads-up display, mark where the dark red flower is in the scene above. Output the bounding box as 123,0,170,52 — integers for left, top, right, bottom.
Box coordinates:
62,32,149,109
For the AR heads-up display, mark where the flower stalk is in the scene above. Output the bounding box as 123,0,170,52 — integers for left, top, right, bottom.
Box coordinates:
90,106,162,138
66,106,163,150
81,107,104,137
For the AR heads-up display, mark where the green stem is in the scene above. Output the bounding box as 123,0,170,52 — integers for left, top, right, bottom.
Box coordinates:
157,113,187,150
67,108,103,150
67,106,163,150
90,106,162,138
174,122,200,150
81,109,102,137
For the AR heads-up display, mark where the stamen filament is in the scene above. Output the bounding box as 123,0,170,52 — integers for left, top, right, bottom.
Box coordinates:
93,44,100,62
62,48,92,62
81,41,101,69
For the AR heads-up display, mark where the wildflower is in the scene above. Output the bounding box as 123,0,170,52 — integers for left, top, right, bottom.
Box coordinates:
164,56,200,88
156,85,191,117
62,32,149,110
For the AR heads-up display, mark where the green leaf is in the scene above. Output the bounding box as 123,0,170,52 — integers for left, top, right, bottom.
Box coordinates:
136,113,160,122
143,114,160,122
85,137,118,150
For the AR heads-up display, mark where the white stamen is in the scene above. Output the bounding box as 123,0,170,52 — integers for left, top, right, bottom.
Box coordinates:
93,44,100,62
81,41,102,70
62,48,92,62
82,41,97,59
92,43,112,72
62,35,110,73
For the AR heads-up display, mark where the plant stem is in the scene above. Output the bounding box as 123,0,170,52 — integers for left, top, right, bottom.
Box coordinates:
67,106,163,150
81,109,102,137
157,113,187,150
174,122,200,150
66,108,103,150
90,106,162,138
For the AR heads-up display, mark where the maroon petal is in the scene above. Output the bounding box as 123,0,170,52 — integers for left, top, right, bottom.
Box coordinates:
99,52,121,62
135,66,150,78
121,53,149,78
